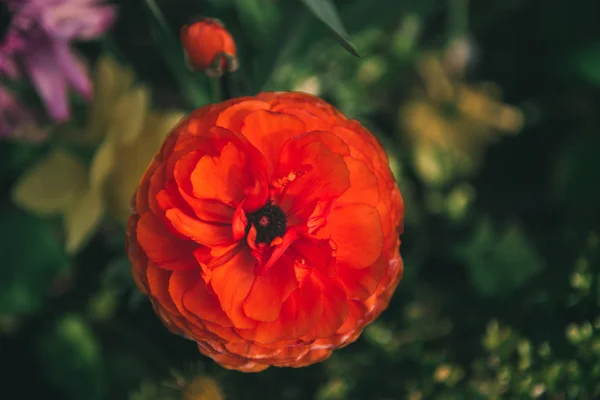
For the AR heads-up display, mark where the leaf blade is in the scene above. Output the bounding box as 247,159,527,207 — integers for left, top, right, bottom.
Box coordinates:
300,0,360,57
11,149,87,215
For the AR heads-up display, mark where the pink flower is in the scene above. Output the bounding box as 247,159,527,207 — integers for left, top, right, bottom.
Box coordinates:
0,0,116,121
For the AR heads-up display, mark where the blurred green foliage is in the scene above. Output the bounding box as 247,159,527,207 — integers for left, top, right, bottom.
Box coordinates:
0,210,68,315
2,0,600,399
37,314,105,400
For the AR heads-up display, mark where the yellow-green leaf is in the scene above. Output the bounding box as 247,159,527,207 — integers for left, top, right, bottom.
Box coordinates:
108,86,150,144
64,188,105,254
106,111,184,222
82,56,138,143
89,138,116,191
151,111,186,142
12,149,87,215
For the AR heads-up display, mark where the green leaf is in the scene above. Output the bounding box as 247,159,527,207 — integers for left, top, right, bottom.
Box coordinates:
300,0,359,57
37,315,104,400
573,42,600,87
11,149,88,216
456,219,544,298
0,211,68,315
141,0,209,107
63,187,105,254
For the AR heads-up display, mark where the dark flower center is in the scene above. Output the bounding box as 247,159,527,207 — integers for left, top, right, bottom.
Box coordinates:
0,3,11,43
247,203,287,244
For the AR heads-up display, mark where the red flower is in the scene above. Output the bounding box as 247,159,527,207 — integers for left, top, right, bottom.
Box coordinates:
126,92,404,372
180,18,238,77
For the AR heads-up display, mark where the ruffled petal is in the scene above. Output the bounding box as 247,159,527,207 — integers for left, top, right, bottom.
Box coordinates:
278,130,350,159
146,262,179,316
210,249,257,329
183,277,233,327
168,269,202,326
276,139,350,219
215,99,269,133
237,274,323,344
335,157,380,207
241,110,306,177
172,126,268,216
337,255,388,300
259,92,345,126
136,213,199,270
317,204,383,269
336,300,368,335
289,236,336,277
190,142,253,204
243,254,298,322
165,206,233,246
224,341,281,359
300,271,348,340
295,348,333,367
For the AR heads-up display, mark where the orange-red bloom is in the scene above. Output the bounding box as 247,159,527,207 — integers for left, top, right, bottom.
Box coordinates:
126,92,404,372
180,18,238,77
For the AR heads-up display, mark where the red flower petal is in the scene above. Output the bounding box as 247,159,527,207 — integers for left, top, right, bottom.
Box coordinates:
136,213,198,270
203,320,245,343
289,236,336,277
165,207,233,246
266,344,310,365
279,130,350,158
242,254,298,322
336,300,368,335
301,271,348,340
295,348,333,367
319,204,384,269
210,249,258,329
168,269,200,326
238,274,323,344
173,151,234,223
190,142,253,204
146,262,179,316
336,157,380,207
173,128,268,216
276,140,350,218
224,341,281,359
215,99,269,133
240,110,306,177
337,255,388,300
183,278,232,327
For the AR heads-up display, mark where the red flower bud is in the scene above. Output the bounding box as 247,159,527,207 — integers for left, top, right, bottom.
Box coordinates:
126,92,405,372
180,18,238,77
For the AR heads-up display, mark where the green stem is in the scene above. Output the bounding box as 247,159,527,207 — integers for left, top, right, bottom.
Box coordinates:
142,0,209,108
209,78,222,103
